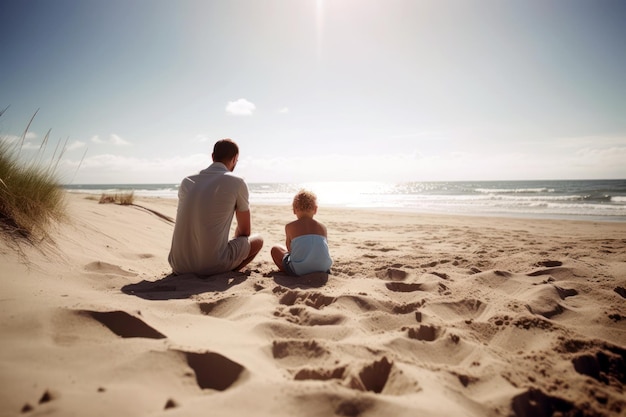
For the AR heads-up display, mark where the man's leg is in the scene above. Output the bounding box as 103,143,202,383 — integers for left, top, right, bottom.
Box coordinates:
234,234,264,271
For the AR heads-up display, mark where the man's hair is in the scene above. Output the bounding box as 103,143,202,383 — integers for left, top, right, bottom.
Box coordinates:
293,189,317,213
212,139,239,162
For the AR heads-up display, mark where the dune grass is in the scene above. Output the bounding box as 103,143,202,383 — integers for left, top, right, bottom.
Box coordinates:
0,110,69,242
99,191,135,205
97,191,174,223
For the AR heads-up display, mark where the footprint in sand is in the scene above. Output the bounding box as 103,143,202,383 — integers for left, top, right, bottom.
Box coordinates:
512,388,576,417
527,265,572,281
272,339,328,360
293,359,395,396
390,301,424,315
525,302,565,320
292,358,416,397
21,390,59,413
571,344,626,384
176,350,246,391
554,286,578,299
294,366,346,381
274,288,336,309
406,324,440,342
375,267,408,281
350,357,393,394
84,261,137,277
333,295,380,312
572,353,608,382
535,260,563,268
333,294,424,316
385,282,424,293
426,298,486,321
198,297,238,317
79,310,166,339
274,306,346,326
524,283,579,319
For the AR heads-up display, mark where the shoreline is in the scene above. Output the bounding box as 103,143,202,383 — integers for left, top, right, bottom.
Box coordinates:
67,190,626,223
63,178,626,223
1,192,625,416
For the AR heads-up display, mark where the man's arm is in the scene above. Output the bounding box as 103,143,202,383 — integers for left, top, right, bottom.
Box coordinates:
235,209,251,237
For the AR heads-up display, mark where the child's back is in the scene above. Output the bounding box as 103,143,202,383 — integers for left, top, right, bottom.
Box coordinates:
271,190,333,276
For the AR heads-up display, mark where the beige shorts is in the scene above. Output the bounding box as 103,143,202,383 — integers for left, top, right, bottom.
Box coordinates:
226,236,251,271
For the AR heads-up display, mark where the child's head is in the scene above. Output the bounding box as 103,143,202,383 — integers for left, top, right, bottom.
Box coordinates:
292,189,317,216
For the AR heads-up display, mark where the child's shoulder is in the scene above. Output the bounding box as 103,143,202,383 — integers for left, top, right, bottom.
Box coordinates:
285,219,302,231
286,218,302,226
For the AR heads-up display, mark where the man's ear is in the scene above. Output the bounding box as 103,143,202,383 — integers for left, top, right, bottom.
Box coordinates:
227,155,237,171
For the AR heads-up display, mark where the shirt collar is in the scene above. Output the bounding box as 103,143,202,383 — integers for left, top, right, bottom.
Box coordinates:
200,162,228,174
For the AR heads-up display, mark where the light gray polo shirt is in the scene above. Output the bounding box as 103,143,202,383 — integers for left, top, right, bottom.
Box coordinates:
168,162,250,275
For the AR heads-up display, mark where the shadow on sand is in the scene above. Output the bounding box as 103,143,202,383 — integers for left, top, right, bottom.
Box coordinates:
269,271,329,289
121,271,249,300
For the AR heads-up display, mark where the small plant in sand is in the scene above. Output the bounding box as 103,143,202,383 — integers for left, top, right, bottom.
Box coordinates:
0,109,74,242
97,191,174,223
99,191,135,206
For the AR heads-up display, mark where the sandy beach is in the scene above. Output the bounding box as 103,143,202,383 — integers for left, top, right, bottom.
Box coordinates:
1,192,625,417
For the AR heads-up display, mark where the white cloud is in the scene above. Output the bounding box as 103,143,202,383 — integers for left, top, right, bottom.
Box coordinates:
109,134,131,146
21,142,41,150
278,107,289,114
2,132,87,154
235,153,423,183
91,134,131,146
225,98,256,116
61,133,626,184
0,135,18,145
67,140,86,151
62,153,210,184
1,131,38,145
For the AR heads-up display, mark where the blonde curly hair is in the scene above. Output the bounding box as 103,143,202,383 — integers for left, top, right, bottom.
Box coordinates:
292,189,317,213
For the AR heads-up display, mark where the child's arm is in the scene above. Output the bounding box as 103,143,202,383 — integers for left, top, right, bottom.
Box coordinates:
318,220,328,238
285,224,292,251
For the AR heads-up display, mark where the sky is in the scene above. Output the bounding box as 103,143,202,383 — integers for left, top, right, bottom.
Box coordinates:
1,0,625,184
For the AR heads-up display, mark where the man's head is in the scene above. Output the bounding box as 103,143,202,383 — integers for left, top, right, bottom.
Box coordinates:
212,139,239,171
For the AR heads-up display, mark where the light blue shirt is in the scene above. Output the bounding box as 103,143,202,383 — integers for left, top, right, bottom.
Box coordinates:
289,234,333,276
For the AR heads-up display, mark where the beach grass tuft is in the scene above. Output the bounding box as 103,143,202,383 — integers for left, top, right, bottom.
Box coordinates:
99,191,135,206
96,191,174,223
0,111,67,242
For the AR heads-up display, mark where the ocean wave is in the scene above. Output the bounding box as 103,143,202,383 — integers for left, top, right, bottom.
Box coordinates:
475,187,554,194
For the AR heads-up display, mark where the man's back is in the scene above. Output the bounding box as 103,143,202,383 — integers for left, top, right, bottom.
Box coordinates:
168,162,249,275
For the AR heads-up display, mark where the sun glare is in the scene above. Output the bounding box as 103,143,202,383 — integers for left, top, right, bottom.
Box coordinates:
300,181,395,207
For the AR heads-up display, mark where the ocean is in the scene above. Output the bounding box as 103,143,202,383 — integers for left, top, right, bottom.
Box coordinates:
63,179,626,222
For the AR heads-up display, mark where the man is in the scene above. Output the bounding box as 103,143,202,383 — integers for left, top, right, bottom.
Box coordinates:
168,139,263,276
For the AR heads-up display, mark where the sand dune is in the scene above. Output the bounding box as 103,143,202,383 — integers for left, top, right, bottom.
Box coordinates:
1,193,625,416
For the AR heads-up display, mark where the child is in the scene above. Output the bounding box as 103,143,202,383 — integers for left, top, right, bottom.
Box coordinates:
271,189,333,276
